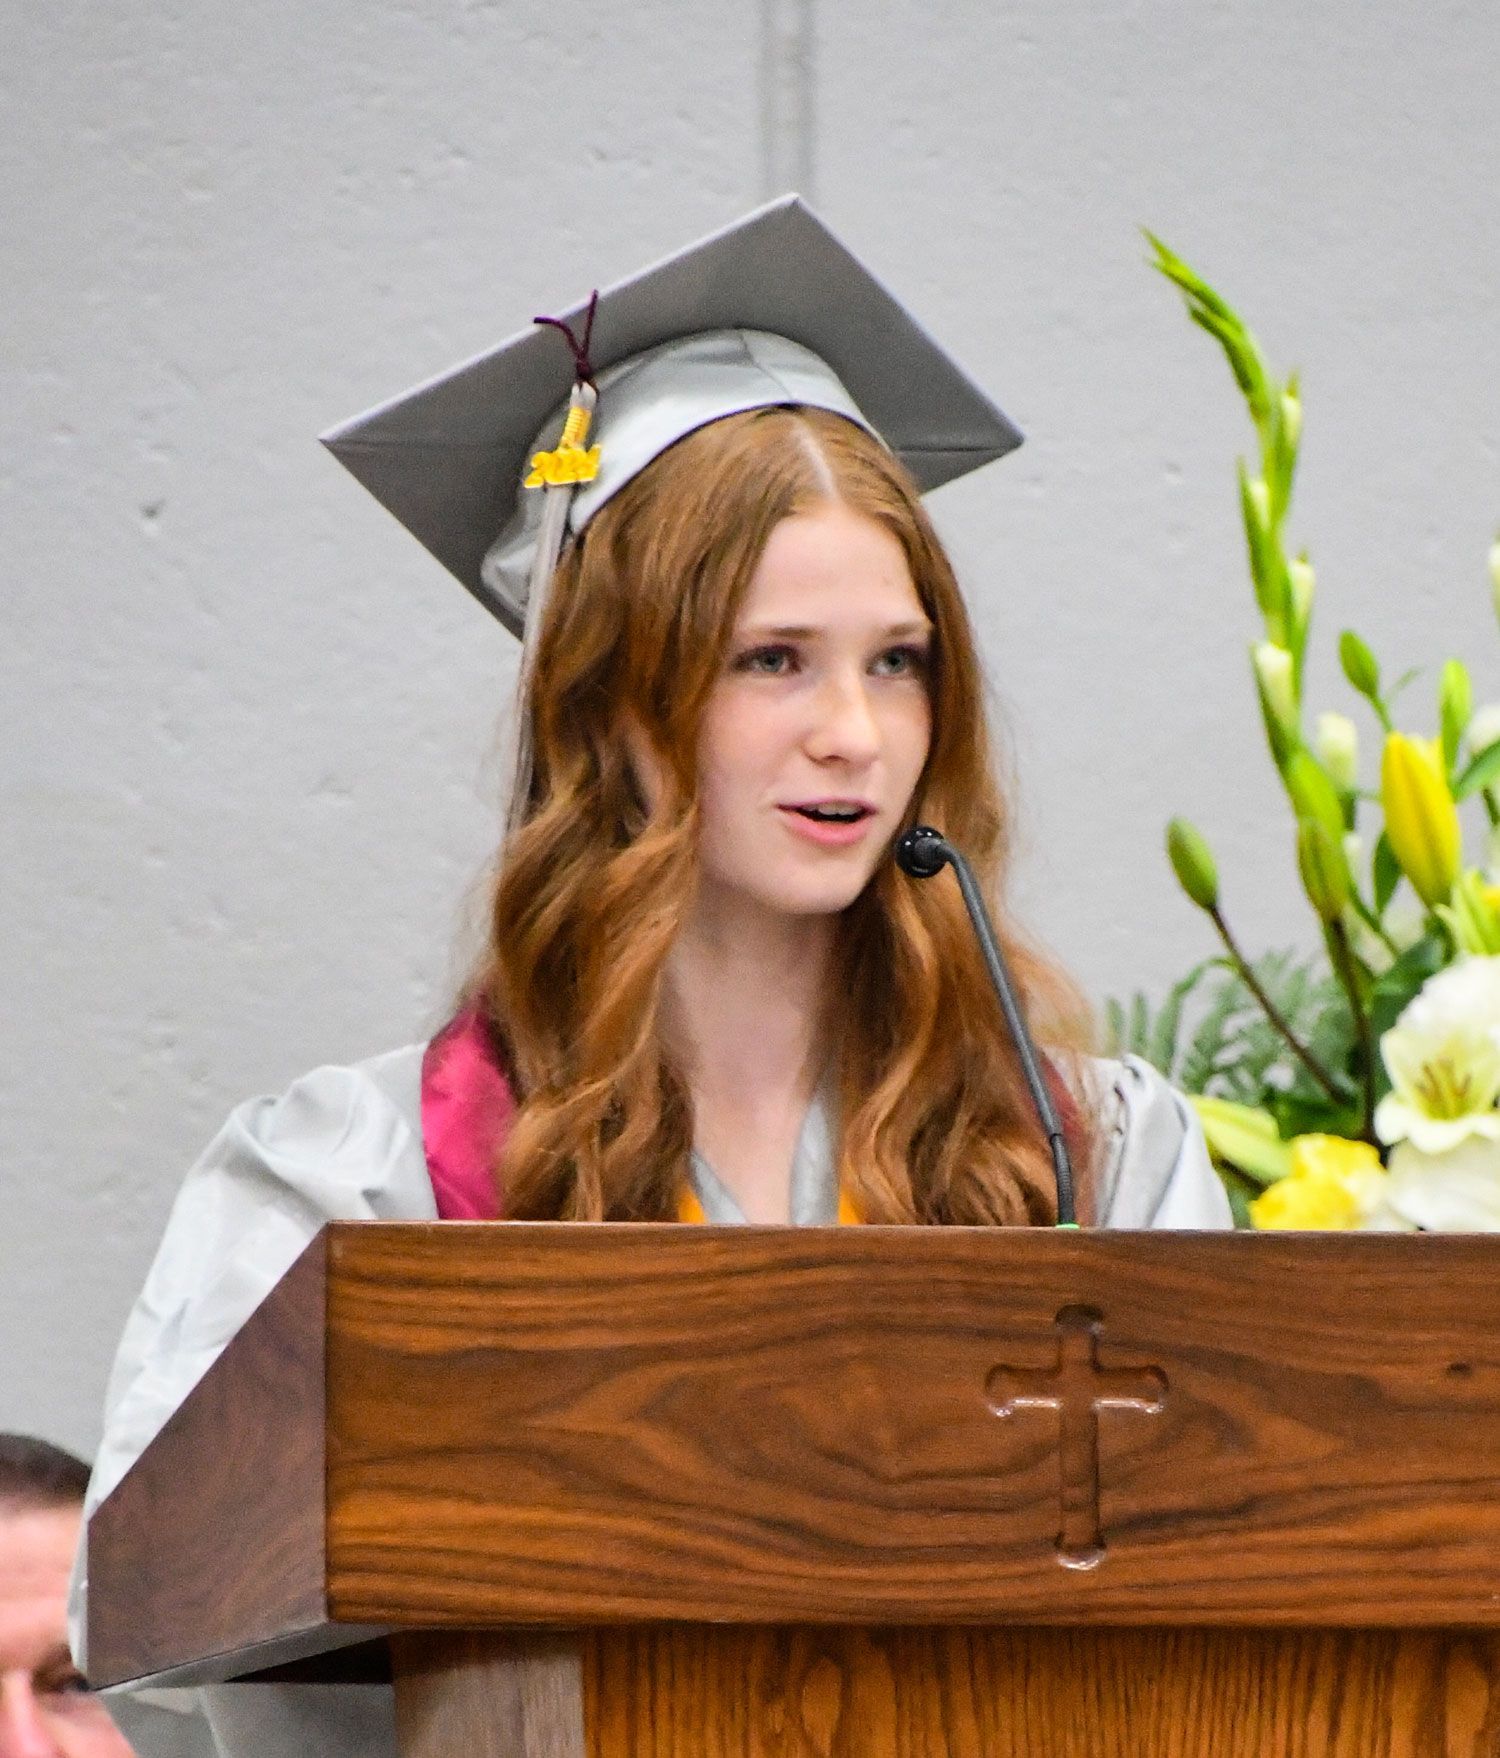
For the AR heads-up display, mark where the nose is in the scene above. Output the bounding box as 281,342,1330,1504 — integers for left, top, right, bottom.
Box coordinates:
805,667,881,766
0,1674,61,1758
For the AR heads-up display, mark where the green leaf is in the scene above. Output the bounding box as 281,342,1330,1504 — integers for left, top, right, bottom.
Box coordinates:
1386,665,1421,707
1440,659,1473,774
1147,232,1272,423
1148,959,1215,1076
1216,1164,1261,1230
1179,971,1252,1093
1102,996,1127,1058
1368,934,1448,1092
1129,992,1149,1056
1454,740,1500,801
1265,1083,1362,1144
1372,832,1402,914
1191,1094,1293,1186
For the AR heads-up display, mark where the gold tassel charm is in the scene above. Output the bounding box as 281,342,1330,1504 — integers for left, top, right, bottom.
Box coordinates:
524,394,602,487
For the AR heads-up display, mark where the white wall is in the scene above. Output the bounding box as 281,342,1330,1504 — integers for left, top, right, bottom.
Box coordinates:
5,0,1499,1451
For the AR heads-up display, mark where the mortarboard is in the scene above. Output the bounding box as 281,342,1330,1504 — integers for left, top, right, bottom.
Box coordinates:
320,195,1023,641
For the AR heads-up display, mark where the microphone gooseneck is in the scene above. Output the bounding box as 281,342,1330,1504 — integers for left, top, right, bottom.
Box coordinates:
895,825,1078,1227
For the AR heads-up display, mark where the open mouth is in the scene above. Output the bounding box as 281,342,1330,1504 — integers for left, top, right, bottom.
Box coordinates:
785,803,874,824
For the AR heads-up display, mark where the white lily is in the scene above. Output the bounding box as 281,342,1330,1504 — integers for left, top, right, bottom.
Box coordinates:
1374,956,1500,1154
1385,1136,1500,1232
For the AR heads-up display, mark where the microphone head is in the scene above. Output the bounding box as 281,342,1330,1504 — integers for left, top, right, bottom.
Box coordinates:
895,824,952,879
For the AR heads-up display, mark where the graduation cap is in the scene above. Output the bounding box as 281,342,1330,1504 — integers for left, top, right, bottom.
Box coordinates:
320,195,1023,641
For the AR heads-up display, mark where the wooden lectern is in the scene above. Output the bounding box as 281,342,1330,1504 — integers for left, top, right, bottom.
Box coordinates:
89,1224,1500,1755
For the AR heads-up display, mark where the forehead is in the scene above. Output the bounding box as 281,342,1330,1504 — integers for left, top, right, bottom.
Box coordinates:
741,505,923,623
0,1505,77,1671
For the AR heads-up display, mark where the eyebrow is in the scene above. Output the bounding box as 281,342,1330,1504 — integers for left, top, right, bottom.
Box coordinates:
33,1642,79,1681
739,620,933,640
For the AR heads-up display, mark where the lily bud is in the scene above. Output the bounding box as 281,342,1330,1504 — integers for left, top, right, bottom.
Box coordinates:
1380,732,1462,908
1438,870,1500,956
1246,475,1272,533
1279,385,1302,451
1166,818,1220,913
1338,629,1381,701
1286,749,1345,835
1252,641,1299,757
1287,555,1315,658
1469,703,1500,755
1440,659,1474,771
1314,712,1359,794
1297,818,1352,922
1489,534,1500,631
1239,469,1286,635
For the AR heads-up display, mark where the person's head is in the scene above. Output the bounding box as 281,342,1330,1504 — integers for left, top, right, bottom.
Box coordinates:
478,405,1095,1222
0,1435,132,1758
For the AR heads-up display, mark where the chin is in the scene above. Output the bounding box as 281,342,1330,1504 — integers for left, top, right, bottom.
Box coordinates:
763,871,880,918
701,845,886,923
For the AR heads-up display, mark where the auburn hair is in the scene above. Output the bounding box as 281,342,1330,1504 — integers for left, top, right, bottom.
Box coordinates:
472,405,1099,1223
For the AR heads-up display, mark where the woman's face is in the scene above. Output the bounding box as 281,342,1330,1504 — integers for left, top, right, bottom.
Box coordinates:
693,501,933,926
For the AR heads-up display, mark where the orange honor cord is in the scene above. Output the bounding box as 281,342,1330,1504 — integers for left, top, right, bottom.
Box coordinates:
676,1187,863,1225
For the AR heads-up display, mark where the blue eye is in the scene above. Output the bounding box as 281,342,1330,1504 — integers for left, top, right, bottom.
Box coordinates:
871,644,929,678
734,644,798,676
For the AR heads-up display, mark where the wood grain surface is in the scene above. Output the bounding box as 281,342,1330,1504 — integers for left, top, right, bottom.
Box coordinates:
581,1626,1500,1757
392,1630,584,1758
87,1231,331,1688
320,1224,1500,1628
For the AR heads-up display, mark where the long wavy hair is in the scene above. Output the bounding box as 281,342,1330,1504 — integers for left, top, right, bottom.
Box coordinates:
471,405,1099,1223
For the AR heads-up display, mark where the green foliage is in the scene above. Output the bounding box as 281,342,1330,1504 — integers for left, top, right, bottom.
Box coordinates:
1104,951,1348,1108
1455,740,1500,801
1367,934,1447,1064
1132,236,1500,1220
1372,833,1402,913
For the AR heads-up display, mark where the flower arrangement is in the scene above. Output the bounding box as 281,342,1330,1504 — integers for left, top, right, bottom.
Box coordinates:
1106,239,1500,1229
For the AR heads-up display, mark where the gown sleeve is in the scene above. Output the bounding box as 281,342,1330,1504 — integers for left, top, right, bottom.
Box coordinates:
71,1045,433,1758
1090,1054,1234,1230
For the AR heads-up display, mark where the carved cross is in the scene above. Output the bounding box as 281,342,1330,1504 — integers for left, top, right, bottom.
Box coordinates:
986,1304,1166,1570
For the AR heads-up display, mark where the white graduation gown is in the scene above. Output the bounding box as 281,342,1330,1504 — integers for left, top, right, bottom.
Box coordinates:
75,1047,1229,1757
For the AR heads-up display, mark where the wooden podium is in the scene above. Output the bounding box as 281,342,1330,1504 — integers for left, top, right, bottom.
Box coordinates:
88,1224,1500,1755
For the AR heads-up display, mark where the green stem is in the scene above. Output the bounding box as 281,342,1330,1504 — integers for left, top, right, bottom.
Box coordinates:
1206,905,1345,1105
1326,918,1379,1147
1348,890,1401,958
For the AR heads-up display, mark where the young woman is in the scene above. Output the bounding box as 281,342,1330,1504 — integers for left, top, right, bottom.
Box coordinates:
74,202,1229,1758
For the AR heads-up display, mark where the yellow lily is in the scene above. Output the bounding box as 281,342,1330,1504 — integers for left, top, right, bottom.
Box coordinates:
1381,732,1461,907
1250,1135,1387,1229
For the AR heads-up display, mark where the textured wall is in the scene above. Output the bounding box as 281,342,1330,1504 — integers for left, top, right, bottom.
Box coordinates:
5,0,1499,1451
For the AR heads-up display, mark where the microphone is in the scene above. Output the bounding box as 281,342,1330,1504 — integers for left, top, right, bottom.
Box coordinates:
895,825,1078,1227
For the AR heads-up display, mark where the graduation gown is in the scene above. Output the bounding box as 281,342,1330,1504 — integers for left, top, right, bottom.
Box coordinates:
74,1040,1229,1758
